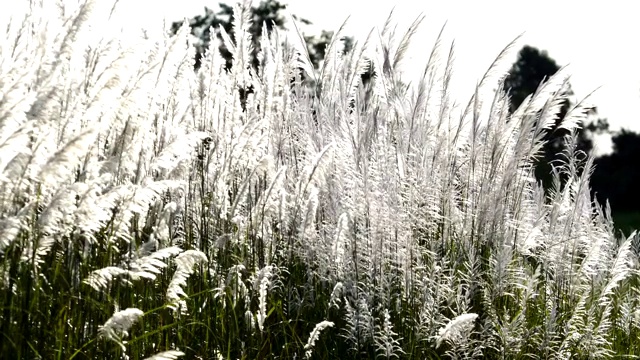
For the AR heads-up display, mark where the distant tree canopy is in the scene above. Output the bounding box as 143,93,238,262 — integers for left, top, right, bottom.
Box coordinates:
503,45,607,192
504,46,566,114
170,0,353,71
591,130,640,212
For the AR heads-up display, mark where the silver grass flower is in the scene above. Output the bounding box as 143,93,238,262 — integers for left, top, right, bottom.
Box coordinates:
331,213,349,276
107,180,183,243
436,313,478,349
143,350,185,360
0,217,22,252
84,246,183,291
599,233,635,306
37,183,83,240
245,309,256,332
37,128,97,191
304,321,334,359
130,245,184,279
166,250,207,312
252,265,274,332
343,297,374,352
84,266,135,291
225,264,249,308
374,309,404,359
329,282,343,309
98,307,144,351
150,131,210,179
286,13,316,84
0,128,31,178
72,173,115,243
301,185,319,241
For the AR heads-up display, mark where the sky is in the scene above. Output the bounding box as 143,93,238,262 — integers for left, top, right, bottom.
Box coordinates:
128,0,640,154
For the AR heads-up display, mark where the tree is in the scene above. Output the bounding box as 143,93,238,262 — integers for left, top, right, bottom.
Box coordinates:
503,45,605,192
170,0,353,71
590,129,640,234
504,46,565,114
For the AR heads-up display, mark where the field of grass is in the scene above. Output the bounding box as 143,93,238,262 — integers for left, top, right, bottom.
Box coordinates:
1,1,639,359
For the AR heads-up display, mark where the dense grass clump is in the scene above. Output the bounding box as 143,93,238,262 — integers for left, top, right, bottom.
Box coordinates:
1,1,639,359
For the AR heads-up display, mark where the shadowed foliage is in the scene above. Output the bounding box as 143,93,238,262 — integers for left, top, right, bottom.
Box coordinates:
592,129,640,234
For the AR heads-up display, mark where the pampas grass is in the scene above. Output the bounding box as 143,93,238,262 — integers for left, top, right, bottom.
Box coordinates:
143,350,185,360
1,0,638,358
98,307,144,351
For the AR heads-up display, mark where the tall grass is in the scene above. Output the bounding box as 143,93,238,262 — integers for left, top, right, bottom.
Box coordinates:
1,0,639,359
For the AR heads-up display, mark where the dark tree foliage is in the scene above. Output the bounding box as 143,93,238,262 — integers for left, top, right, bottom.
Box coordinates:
170,0,353,71
170,1,285,70
504,46,566,114
591,130,640,211
503,45,603,192
591,129,640,232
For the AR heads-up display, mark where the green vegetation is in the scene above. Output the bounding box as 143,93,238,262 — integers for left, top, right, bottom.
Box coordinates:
1,1,639,359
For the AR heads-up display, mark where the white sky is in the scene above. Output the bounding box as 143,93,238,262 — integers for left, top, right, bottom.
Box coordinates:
127,0,640,153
